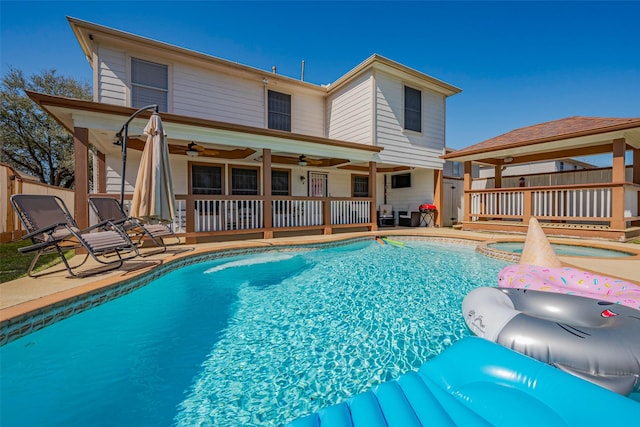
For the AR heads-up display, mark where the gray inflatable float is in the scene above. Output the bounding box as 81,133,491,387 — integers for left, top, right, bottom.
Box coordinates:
463,287,640,395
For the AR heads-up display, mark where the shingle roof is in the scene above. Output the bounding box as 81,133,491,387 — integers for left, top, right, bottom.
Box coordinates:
444,116,640,159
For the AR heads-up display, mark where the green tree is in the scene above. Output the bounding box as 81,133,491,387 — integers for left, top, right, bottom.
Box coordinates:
0,67,92,188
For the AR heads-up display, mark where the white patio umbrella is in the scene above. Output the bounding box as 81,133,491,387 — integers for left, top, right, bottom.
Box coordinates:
130,112,176,223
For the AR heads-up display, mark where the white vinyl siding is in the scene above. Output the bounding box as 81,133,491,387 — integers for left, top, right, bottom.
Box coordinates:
172,63,324,135
326,72,372,144
291,91,324,135
375,72,445,169
172,64,265,127
97,46,127,105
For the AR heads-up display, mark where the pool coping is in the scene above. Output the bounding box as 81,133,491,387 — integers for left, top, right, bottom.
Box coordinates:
2,229,639,346
477,237,640,263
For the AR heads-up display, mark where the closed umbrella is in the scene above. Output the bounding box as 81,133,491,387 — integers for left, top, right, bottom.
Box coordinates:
130,113,176,223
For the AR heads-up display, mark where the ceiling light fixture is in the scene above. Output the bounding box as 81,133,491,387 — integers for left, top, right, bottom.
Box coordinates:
503,156,513,164
298,155,307,166
186,142,199,157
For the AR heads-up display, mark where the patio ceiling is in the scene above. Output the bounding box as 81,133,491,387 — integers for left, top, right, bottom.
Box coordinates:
26,91,383,166
442,117,640,166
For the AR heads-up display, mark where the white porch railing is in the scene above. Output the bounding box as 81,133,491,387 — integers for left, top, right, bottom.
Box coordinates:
470,185,620,221
625,184,639,218
193,198,371,229
471,191,524,218
272,199,323,228
331,200,370,225
194,199,263,232
531,188,612,218
173,199,187,233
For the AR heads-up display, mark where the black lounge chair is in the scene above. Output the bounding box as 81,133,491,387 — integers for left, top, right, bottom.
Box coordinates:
11,194,139,277
89,197,180,256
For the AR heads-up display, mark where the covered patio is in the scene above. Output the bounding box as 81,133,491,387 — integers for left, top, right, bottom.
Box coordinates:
442,117,640,241
27,92,409,243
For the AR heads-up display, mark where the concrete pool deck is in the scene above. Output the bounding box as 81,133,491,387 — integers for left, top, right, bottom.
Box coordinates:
2,228,639,329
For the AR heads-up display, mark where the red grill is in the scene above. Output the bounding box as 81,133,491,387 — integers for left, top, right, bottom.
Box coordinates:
419,204,437,213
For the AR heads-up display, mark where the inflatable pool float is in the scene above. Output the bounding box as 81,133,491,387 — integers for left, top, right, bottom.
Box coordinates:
286,337,640,426
463,287,640,395
375,237,406,247
497,217,640,310
498,264,640,310
382,237,405,247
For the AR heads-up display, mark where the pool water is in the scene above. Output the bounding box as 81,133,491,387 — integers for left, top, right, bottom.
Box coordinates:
489,242,633,258
0,239,507,426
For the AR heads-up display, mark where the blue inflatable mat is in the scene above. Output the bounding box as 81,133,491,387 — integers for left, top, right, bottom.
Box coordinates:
286,337,640,426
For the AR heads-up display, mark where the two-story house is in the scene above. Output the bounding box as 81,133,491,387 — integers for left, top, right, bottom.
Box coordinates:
28,17,461,242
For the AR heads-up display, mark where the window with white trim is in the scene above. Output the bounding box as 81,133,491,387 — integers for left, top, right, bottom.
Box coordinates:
268,90,291,131
404,85,421,132
131,58,168,111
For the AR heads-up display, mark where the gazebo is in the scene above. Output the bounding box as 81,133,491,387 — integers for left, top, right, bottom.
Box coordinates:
442,117,640,241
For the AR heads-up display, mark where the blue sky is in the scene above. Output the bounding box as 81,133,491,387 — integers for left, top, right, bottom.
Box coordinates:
2,1,639,165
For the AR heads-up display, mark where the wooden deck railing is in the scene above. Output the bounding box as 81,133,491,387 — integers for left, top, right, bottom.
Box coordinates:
468,183,640,227
166,195,373,238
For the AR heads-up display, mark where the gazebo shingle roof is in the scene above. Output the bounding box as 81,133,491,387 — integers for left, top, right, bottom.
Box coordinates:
444,116,640,158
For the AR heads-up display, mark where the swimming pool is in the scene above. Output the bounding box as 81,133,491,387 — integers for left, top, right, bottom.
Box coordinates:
0,239,507,426
488,241,634,258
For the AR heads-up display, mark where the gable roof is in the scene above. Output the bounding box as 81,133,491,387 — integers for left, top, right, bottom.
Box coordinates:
67,17,460,97
327,54,461,97
442,116,640,164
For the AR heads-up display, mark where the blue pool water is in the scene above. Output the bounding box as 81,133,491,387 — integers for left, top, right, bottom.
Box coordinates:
0,239,508,426
489,241,633,258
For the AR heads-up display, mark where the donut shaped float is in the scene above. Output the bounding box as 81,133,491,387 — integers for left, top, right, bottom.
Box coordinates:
463,287,640,395
496,217,640,310
498,264,640,310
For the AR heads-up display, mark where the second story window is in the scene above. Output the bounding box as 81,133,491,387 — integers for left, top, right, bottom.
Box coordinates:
404,85,421,133
268,90,291,131
131,58,168,112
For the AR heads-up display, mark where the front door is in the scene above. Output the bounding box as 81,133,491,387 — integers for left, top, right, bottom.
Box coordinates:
308,172,328,197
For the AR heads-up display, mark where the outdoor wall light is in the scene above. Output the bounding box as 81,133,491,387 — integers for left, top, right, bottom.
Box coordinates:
186,142,199,157
300,175,306,183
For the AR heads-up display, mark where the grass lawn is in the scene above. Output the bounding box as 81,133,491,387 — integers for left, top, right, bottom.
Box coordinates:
0,241,74,283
